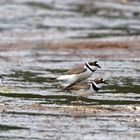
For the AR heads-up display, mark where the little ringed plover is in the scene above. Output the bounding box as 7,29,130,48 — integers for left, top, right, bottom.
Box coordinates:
57,61,101,85
64,78,107,92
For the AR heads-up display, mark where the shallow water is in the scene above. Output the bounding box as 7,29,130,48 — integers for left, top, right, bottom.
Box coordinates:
0,48,139,140
0,0,140,140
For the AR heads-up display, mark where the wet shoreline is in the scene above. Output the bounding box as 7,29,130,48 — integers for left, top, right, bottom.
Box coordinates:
0,36,140,51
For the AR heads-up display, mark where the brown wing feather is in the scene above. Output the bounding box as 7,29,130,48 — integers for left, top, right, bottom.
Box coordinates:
65,64,86,75
66,82,90,90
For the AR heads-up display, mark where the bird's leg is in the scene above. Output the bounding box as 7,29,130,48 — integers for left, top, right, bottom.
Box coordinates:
76,96,84,106
76,96,80,106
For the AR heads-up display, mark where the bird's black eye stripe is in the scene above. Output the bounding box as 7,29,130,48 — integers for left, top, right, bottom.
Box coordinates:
89,62,92,65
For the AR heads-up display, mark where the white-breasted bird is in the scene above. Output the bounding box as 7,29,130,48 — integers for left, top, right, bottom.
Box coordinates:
64,78,107,92
57,61,101,86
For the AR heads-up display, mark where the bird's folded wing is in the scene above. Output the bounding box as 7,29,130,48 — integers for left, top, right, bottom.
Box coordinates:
66,83,90,90
65,64,86,75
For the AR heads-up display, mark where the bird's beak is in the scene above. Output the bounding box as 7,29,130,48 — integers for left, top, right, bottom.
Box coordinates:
96,64,101,68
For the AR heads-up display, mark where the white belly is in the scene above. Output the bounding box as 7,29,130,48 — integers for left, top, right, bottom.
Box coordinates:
57,69,93,84
57,74,77,82
76,69,93,82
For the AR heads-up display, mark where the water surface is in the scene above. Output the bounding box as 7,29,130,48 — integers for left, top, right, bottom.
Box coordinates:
0,0,140,140
0,48,139,140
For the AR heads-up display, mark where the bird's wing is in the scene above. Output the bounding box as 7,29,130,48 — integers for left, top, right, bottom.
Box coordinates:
65,82,90,90
65,64,87,75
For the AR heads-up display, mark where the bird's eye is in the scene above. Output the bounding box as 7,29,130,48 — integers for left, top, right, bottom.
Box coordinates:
88,61,92,65
89,61,98,66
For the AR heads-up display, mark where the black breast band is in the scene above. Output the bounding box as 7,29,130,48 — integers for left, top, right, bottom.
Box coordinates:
85,63,95,72
92,82,100,91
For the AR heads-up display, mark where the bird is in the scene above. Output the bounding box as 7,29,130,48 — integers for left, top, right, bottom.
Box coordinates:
57,61,101,87
64,78,107,93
